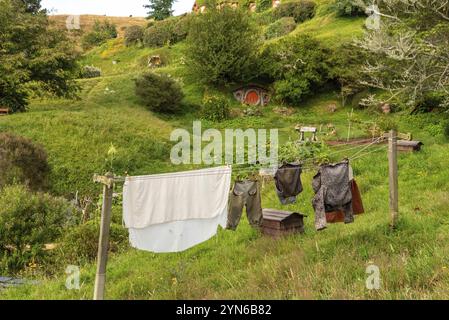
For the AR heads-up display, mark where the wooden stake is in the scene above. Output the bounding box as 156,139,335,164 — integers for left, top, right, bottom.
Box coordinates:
388,130,399,228
93,172,114,300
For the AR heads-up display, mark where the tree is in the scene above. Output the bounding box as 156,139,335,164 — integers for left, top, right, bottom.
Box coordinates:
355,0,449,111
144,0,175,21
261,34,332,104
19,0,42,13
0,0,79,112
185,4,261,86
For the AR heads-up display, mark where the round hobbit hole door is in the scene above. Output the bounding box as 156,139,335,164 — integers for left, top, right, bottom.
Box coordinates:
244,89,261,105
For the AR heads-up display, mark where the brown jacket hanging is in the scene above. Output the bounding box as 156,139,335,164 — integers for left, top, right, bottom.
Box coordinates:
326,179,365,223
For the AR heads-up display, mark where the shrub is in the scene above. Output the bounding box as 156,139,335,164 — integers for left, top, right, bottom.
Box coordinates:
333,0,368,16
58,220,128,266
377,116,399,132
186,6,261,86
265,17,297,39
328,43,368,105
172,15,191,43
124,25,144,46
413,91,448,114
0,185,72,273
253,8,277,25
443,120,449,139
82,20,118,49
273,0,316,23
279,140,330,164
80,65,102,78
261,34,332,104
201,95,230,121
256,0,273,12
143,18,177,47
135,72,184,113
0,133,50,191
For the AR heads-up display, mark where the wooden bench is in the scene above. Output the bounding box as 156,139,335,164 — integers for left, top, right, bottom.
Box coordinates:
0,108,10,116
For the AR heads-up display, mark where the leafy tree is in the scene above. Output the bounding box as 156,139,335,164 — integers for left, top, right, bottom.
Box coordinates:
144,0,176,21
0,0,79,112
19,0,42,13
355,0,449,111
261,34,332,104
333,0,369,16
185,4,261,86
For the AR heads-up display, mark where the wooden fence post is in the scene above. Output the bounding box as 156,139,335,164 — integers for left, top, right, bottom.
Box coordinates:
93,172,114,300
388,130,399,228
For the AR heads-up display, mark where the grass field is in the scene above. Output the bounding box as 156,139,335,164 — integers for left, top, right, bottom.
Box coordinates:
1,3,449,300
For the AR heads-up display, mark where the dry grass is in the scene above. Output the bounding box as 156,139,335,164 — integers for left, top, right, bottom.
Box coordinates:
49,15,148,37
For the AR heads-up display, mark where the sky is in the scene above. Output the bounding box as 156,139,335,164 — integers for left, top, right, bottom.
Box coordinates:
41,0,195,17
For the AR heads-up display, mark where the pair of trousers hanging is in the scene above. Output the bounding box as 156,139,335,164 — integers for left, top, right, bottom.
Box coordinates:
227,180,263,230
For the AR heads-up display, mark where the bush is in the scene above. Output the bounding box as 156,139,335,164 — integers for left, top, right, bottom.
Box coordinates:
82,20,118,49
413,91,448,114
135,72,184,113
186,6,261,85
143,18,176,47
172,15,191,43
265,17,297,39
253,8,277,25
261,34,332,104
273,0,316,23
201,95,230,121
0,133,50,191
443,120,449,139
256,0,273,12
334,0,368,16
377,116,399,132
80,65,102,79
58,220,128,266
124,25,144,46
0,185,72,273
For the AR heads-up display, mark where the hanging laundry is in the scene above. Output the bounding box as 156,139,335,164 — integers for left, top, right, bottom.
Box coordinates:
227,180,263,230
312,160,354,231
274,163,303,205
325,164,365,223
123,166,232,253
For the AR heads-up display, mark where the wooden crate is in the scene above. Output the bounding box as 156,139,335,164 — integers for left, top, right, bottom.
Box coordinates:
262,209,306,238
397,140,423,152
0,108,10,116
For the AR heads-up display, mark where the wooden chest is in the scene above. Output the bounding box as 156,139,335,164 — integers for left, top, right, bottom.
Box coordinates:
262,209,306,238
397,140,423,152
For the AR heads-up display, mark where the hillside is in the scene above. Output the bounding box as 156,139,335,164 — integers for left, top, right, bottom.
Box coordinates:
49,14,148,37
1,1,449,300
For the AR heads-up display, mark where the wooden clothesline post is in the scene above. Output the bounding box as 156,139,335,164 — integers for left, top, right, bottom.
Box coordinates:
388,130,399,229
92,172,122,300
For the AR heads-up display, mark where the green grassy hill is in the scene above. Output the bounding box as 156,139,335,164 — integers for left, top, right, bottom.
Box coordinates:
1,2,449,299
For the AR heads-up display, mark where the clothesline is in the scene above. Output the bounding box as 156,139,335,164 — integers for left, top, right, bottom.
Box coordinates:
230,138,387,174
